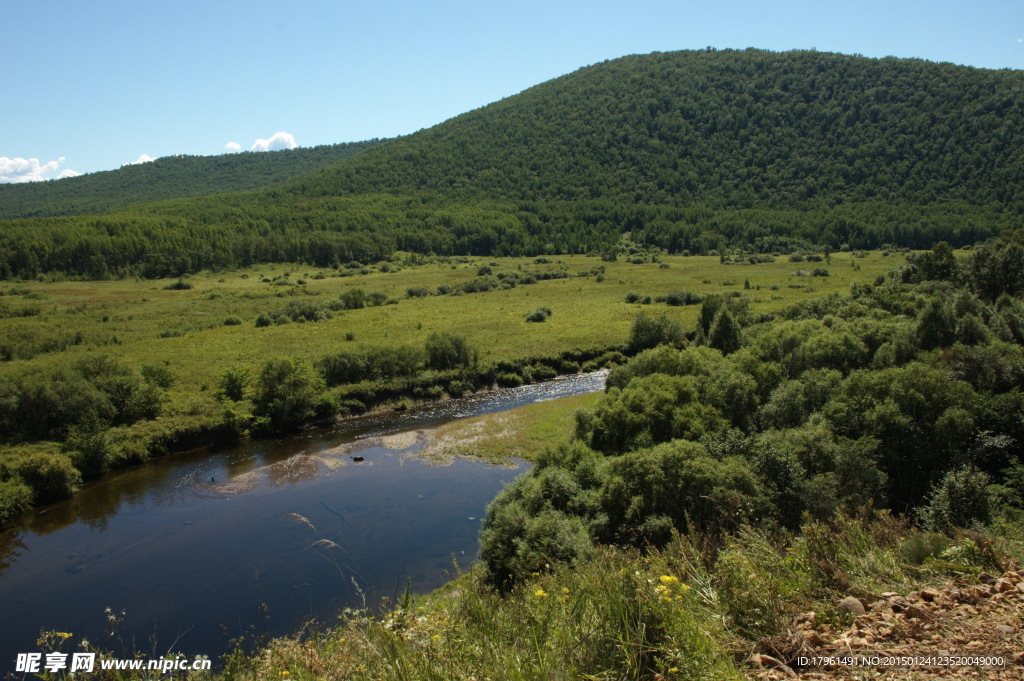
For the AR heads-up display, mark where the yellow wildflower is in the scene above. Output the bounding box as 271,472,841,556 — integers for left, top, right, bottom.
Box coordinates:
534,588,548,598
659,575,679,585
669,667,679,674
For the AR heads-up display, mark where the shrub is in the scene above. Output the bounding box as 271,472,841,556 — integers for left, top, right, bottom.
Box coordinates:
339,288,366,309
663,291,702,306
163,279,192,290
223,316,243,326
495,372,525,388
13,452,81,504
218,366,251,402
526,307,552,323
425,332,476,370
627,313,684,353
251,358,333,434
0,479,32,526
64,420,112,478
366,291,389,306
920,465,995,532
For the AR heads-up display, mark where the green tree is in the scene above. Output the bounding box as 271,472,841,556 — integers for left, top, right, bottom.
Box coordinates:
627,312,684,353
707,308,742,355
251,358,332,434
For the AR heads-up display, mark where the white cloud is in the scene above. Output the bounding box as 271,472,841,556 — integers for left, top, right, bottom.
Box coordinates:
0,156,80,183
225,141,242,152
250,131,297,152
128,154,156,165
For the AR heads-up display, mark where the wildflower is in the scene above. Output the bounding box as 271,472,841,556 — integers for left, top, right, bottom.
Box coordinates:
431,634,441,641
281,672,290,678
669,667,679,674
658,575,679,585
534,588,548,598
562,587,570,595
678,583,691,592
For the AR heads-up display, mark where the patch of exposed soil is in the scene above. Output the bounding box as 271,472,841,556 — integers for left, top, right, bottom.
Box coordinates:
746,570,1024,680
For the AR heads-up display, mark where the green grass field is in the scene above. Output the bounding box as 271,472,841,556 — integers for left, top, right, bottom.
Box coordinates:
0,250,896,473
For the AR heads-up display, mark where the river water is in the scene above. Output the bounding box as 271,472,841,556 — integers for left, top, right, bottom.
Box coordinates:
0,371,606,669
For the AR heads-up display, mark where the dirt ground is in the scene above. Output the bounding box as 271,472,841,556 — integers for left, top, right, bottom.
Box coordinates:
745,570,1024,680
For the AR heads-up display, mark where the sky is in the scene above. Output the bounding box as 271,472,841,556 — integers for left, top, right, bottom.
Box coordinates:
2,0,1022,182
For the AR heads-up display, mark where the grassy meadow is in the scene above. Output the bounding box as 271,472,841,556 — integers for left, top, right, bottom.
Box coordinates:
0,251,894,387
0,250,895,510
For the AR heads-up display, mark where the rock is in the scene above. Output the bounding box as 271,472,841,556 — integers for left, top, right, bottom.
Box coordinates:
978,572,996,584
904,605,931,621
838,596,866,616
995,624,1018,635
800,630,824,647
919,588,941,602
995,578,1014,593
889,596,911,612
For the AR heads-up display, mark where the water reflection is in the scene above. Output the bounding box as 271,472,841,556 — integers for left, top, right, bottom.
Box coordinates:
0,371,606,669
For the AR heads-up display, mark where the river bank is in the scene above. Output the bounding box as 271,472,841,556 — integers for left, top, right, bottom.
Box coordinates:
0,371,607,670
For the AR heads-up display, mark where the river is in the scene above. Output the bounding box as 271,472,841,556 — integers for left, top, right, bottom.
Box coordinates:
0,370,606,669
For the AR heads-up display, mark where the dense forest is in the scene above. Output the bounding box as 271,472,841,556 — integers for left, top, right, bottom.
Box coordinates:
1,49,1023,279
0,140,380,219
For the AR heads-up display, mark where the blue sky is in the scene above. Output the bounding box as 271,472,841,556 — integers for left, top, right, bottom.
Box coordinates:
2,0,1022,181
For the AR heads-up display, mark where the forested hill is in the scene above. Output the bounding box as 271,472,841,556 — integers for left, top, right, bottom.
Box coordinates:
294,49,1024,209
2,48,1024,279
0,140,381,219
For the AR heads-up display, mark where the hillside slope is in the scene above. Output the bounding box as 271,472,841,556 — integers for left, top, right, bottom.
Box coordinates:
294,48,1024,209
0,140,381,219
2,49,1023,279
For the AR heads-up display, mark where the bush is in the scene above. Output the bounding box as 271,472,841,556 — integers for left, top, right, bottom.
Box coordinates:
495,372,525,388
218,366,251,401
664,291,702,306
425,332,476,370
223,316,243,326
627,313,684,353
13,452,81,504
251,358,333,434
163,279,192,290
0,479,32,526
526,307,552,323
920,465,995,532
339,288,366,309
